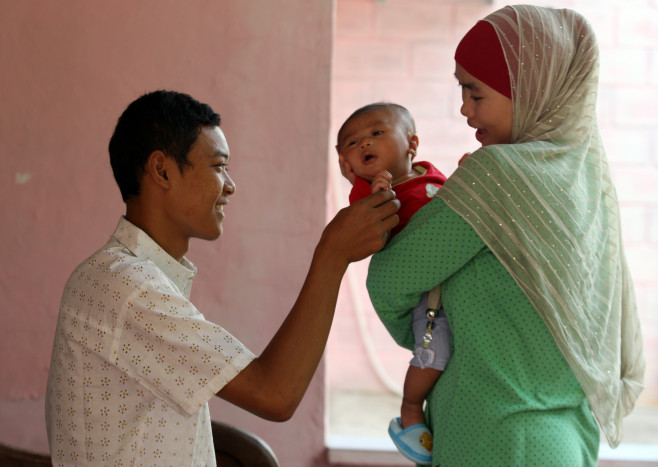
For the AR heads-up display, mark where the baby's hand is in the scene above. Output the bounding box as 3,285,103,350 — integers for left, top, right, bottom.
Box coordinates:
371,170,393,194
338,154,356,185
458,152,471,166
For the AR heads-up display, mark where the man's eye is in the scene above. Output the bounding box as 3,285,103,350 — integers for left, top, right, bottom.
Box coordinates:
471,96,482,102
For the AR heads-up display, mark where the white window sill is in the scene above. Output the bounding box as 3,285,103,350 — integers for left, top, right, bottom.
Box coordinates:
326,435,658,466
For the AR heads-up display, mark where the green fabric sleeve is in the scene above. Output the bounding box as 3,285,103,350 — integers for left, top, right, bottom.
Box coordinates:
366,197,486,349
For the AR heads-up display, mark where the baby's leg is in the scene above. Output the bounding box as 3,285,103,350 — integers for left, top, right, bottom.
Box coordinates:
401,365,441,428
405,293,452,428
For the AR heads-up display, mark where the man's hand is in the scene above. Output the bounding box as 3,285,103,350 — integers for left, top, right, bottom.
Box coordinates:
319,190,399,266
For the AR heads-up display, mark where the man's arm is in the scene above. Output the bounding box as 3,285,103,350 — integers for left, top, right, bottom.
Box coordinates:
217,190,399,421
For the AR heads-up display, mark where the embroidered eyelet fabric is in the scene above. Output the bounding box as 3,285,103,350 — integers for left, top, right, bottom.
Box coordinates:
46,217,256,465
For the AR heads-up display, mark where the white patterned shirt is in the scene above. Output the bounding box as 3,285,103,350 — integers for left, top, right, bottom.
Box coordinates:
46,217,255,466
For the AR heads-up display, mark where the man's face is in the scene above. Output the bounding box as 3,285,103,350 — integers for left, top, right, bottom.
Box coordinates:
166,126,236,244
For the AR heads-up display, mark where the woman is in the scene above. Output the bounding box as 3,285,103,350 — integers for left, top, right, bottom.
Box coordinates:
365,5,645,465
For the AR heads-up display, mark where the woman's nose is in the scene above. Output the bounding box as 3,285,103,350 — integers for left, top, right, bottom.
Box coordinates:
460,100,472,118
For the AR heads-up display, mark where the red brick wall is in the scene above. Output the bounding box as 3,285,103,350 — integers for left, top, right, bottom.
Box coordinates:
328,0,658,406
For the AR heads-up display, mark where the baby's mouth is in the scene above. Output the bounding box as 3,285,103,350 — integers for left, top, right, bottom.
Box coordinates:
363,154,376,164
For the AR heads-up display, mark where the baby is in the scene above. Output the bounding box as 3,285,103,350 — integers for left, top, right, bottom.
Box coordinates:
336,102,451,465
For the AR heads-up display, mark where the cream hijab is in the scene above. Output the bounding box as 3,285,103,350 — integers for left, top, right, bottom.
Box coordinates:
440,5,645,447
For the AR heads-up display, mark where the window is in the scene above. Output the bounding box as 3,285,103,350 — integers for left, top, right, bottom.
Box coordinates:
327,0,658,463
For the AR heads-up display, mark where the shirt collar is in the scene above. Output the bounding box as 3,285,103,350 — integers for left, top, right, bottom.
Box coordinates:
111,217,197,298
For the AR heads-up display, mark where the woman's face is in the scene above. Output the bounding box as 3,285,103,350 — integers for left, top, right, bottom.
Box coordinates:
455,63,513,146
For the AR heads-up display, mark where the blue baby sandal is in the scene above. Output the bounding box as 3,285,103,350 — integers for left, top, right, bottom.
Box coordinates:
388,417,433,465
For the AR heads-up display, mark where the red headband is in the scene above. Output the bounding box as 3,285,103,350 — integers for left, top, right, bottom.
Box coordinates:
455,21,511,99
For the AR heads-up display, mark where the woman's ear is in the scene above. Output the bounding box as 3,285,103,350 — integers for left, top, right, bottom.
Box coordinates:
146,150,172,189
408,135,419,160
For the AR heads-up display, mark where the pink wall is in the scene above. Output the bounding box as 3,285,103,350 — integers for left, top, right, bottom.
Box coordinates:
2,0,655,462
0,1,334,465
328,0,658,408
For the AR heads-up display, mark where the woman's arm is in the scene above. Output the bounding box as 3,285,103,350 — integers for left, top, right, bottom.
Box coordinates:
367,197,485,348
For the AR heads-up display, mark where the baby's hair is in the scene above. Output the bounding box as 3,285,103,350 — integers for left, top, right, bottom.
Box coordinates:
337,102,416,144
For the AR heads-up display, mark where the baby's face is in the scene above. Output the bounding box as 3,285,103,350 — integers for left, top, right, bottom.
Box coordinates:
336,108,414,182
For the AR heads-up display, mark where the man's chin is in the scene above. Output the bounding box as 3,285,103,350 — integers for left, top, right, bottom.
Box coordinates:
198,226,223,241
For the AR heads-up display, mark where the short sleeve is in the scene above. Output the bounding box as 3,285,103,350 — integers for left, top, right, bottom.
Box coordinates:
112,276,255,416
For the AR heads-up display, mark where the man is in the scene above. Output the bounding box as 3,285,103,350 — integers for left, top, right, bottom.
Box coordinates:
45,90,399,466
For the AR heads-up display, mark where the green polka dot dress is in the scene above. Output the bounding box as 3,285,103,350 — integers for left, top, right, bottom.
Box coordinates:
368,198,600,466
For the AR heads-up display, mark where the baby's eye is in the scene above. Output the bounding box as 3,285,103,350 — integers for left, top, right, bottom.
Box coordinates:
373,130,383,136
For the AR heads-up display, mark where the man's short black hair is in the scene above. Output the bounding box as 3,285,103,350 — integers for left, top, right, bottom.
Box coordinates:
109,90,221,202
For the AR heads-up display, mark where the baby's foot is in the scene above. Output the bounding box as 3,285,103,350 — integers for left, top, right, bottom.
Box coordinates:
401,410,427,429
388,417,433,465
400,400,426,429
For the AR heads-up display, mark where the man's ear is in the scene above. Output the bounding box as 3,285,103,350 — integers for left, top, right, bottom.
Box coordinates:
146,150,172,189
408,135,419,160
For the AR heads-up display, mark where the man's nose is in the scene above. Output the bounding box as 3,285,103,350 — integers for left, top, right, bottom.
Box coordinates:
224,173,236,195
